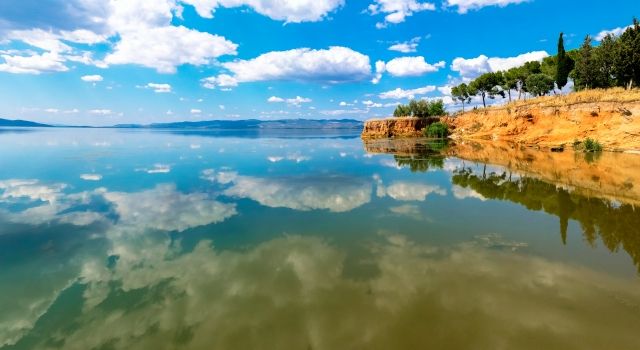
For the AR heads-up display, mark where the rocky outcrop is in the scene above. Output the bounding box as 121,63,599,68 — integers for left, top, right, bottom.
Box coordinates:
447,89,640,152
361,117,436,139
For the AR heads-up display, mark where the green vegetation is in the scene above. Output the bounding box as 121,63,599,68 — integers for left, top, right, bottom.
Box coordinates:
469,72,505,108
425,122,449,139
582,138,603,152
393,142,447,172
451,83,476,112
393,99,446,118
449,19,639,109
555,33,574,89
526,73,555,96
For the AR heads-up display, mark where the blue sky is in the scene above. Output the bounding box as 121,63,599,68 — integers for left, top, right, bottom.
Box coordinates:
0,0,637,125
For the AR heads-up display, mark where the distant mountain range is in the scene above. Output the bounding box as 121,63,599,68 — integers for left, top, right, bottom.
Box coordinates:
0,118,52,127
0,118,362,130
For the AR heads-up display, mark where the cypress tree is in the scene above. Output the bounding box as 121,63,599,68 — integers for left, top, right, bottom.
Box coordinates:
555,33,574,90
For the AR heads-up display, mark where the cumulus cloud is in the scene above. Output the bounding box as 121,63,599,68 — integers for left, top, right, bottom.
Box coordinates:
88,109,112,115
145,83,172,93
0,0,238,74
104,26,237,73
181,0,345,23
81,74,103,83
444,0,529,14
388,36,421,53
268,96,312,105
451,51,549,80
384,56,445,76
0,51,68,74
595,24,633,41
80,174,102,181
378,85,436,99
203,47,371,87
368,0,436,28
201,74,238,89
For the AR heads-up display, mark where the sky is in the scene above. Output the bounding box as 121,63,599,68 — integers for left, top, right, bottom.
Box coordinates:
0,0,637,126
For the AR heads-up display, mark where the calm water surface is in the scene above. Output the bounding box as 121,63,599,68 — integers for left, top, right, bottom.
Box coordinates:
1,128,639,349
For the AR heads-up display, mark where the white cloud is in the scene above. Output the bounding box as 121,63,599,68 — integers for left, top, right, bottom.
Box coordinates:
145,83,172,93
146,164,171,174
80,174,103,181
88,109,112,115
451,51,549,79
4,29,72,53
379,85,436,99
371,60,386,84
384,56,445,77
595,25,633,41
363,100,383,108
268,96,312,105
204,46,371,86
181,0,345,23
190,109,202,114
0,52,68,74
368,0,435,27
444,0,529,14
201,74,238,89
59,29,108,45
81,75,103,83
104,25,237,73
388,37,421,53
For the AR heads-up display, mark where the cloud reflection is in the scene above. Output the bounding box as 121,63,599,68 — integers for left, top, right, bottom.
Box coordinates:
5,233,640,349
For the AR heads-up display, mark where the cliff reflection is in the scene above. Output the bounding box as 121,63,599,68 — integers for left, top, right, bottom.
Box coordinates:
452,168,640,272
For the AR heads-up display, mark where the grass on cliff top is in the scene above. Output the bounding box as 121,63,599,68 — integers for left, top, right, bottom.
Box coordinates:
499,88,640,110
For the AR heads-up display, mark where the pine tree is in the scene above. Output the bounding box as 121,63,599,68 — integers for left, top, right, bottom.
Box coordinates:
574,36,597,90
613,18,640,89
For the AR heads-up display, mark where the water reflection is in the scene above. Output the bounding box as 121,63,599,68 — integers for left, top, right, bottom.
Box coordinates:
452,168,640,271
2,130,640,349
5,232,640,349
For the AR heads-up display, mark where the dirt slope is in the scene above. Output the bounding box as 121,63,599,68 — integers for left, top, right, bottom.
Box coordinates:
446,88,640,152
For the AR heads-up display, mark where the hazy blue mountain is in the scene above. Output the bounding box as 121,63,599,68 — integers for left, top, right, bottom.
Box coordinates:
0,118,52,127
114,119,363,129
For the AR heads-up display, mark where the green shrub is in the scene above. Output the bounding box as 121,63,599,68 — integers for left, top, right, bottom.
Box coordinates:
425,122,449,139
582,138,603,152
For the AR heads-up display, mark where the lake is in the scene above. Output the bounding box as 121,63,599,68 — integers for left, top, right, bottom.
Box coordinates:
1,128,639,349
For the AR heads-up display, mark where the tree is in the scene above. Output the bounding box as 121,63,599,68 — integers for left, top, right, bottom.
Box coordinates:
573,35,598,90
393,104,411,117
613,18,640,89
594,34,617,88
428,99,445,116
501,68,520,102
451,83,476,112
393,100,446,118
526,74,555,96
469,72,505,108
555,33,574,90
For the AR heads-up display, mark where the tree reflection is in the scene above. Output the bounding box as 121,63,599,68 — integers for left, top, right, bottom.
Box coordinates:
452,167,640,272
393,141,448,173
